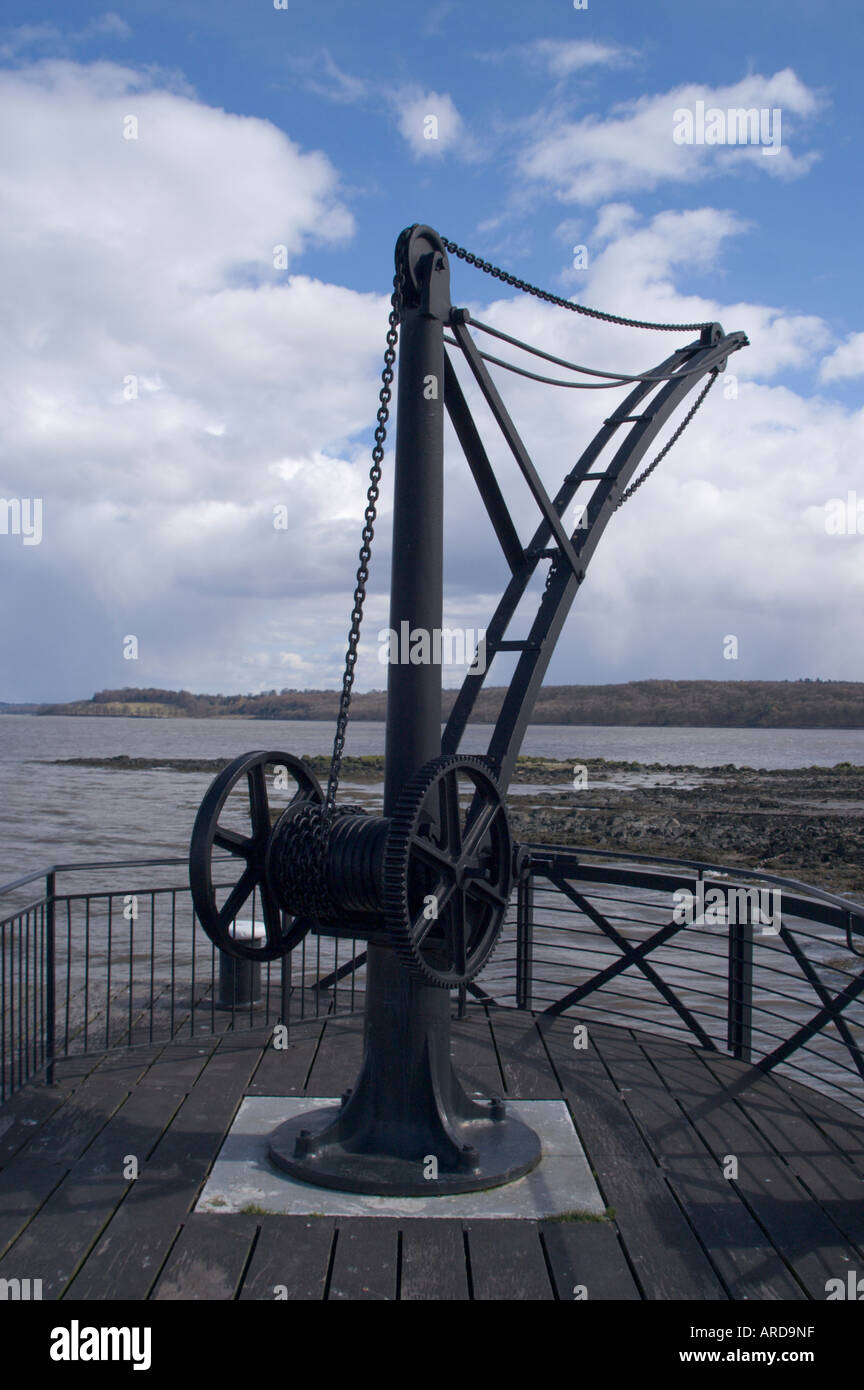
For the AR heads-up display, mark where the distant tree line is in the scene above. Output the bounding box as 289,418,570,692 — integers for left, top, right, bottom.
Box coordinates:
32,679,864,727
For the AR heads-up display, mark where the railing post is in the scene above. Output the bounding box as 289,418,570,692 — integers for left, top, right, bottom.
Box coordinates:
45,871,56,1085
280,950,291,1039
516,859,534,1011
727,891,753,1062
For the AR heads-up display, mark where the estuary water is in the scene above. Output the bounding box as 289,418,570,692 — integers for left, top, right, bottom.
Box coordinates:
1,713,864,885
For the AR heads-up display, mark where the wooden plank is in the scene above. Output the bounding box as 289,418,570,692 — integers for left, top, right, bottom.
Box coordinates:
141,1041,261,1183
0,1083,75,1166
305,1019,365,1097
774,1151,864,1253
59,1025,265,1309
328,1217,399,1301
541,1220,641,1301
46,1054,101,1085
698,1053,864,1255
592,1025,707,1160
62,1049,245,1304
88,1044,165,1078
488,1012,561,1099
210,1025,272,1053
0,1173,131,1299
660,1156,806,1301
703,1050,864,1178
248,1019,325,1097
744,1063,864,1170
577,1146,726,1300
0,1081,187,1298
150,1215,257,1300
239,1216,334,1300
135,1040,218,1089
76,1082,187,1177
183,1031,265,1099
465,1221,553,1300
540,1018,727,1299
400,1219,469,1300
451,1009,505,1097
538,1017,661,1164
10,1072,131,1165
63,1178,195,1301
643,1035,858,1300
0,1158,69,1261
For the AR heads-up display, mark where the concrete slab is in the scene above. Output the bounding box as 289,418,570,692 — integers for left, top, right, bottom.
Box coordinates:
195,1097,606,1219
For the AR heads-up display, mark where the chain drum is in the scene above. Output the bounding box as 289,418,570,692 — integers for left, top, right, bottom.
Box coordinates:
266,804,389,920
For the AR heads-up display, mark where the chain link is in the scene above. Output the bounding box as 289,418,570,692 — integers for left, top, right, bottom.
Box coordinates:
614,369,719,510
271,801,365,922
440,238,713,334
319,260,405,848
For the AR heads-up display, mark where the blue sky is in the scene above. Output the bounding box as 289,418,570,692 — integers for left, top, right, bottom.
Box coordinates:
3,0,858,324
1,1,863,699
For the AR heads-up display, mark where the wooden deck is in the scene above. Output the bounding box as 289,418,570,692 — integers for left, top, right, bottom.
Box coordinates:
2,1007,864,1301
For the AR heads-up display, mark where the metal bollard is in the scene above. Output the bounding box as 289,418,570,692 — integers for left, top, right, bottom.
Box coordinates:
218,919,265,1009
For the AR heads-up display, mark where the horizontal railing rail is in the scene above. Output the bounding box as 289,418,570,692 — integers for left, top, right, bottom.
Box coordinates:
2,847,863,1116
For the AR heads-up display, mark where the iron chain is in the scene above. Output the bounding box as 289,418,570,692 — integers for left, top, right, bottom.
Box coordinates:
614,369,719,510
320,254,406,844
318,236,716,876
439,238,713,333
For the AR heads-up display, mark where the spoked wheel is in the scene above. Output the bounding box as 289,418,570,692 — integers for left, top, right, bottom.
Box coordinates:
189,750,323,961
383,755,514,986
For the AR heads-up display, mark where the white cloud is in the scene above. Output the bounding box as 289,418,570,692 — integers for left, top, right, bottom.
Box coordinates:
437,205,863,683
517,69,824,203
1,61,352,295
0,12,132,60
476,38,634,77
1,62,863,705
284,49,370,105
820,332,864,381
392,85,473,160
422,3,458,37
86,13,133,41
589,202,639,243
0,61,386,698
577,206,832,378
524,38,636,77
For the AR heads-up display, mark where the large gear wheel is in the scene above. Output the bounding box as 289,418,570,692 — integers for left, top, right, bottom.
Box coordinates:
383,755,514,987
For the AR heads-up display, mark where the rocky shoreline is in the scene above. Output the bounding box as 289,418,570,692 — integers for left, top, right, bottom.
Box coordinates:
46,753,864,900
507,758,864,899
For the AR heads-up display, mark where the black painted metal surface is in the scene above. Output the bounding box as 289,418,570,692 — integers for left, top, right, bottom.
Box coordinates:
267,225,540,1193
178,222,749,1193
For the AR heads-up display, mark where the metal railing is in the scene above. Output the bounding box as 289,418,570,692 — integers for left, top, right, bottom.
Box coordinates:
2,846,863,1115
479,845,864,1115
0,856,366,1104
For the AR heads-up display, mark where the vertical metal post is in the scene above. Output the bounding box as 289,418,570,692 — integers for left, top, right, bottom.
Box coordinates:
361,223,452,1128
267,226,541,1194
45,871,56,1085
727,891,753,1062
516,863,534,1010
382,239,448,813
280,951,291,1039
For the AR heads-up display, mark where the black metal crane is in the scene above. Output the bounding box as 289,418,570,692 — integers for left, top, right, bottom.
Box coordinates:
188,224,747,1195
